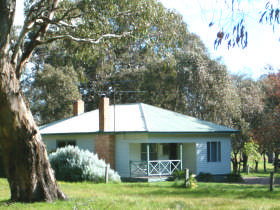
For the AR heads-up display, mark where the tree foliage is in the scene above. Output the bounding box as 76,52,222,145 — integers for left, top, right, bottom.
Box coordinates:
210,0,279,49
24,64,81,125
230,74,264,173
25,0,243,131
253,70,280,172
0,0,193,202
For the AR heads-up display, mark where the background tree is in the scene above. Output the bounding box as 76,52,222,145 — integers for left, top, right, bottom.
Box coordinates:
255,70,280,172
25,7,243,133
24,64,81,125
0,0,187,202
231,75,264,172
242,139,261,172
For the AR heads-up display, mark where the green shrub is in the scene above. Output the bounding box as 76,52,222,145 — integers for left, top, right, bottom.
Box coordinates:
185,175,197,189
196,172,214,182
172,175,197,189
49,145,121,183
172,170,186,180
225,173,244,183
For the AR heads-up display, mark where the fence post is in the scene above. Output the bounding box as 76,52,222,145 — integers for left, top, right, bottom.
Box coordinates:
270,172,274,192
105,165,109,184
184,168,189,188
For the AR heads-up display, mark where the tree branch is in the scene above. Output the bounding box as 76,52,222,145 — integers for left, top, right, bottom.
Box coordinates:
0,0,16,55
38,32,132,45
15,0,60,79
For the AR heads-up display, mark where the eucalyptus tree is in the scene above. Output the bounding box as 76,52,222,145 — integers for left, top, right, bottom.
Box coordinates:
0,0,186,202
229,75,265,172
29,64,81,125
255,71,280,172
85,32,242,130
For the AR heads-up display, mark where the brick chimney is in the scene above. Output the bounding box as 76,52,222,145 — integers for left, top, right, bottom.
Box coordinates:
73,99,84,116
95,95,115,169
99,95,110,132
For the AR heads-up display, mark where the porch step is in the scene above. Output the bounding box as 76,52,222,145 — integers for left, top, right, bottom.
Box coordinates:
148,176,169,182
121,176,170,183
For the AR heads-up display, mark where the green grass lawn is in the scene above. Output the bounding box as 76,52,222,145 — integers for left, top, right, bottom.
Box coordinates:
0,179,279,209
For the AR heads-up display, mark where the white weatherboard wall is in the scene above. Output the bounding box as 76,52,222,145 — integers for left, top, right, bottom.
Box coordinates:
129,143,141,161
182,143,196,174
196,136,231,175
42,134,95,153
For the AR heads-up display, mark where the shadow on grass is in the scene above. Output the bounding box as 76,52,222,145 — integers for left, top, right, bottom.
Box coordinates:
125,182,280,200
0,199,14,207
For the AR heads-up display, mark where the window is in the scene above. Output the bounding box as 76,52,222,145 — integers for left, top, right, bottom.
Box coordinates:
57,140,76,148
141,144,157,161
207,141,221,162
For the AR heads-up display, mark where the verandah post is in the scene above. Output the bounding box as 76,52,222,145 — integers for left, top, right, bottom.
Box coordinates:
180,143,183,171
147,144,150,176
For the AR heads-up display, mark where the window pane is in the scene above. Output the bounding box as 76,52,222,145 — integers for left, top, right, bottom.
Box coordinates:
140,144,157,161
141,144,147,153
141,144,147,161
218,142,221,162
57,140,76,148
211,142,217,162
141,153,147,161
162,144,169,155
207,142,210,162
57,141,66,148
150,144,157,153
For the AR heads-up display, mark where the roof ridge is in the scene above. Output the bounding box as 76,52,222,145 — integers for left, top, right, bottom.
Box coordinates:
138,103,148,132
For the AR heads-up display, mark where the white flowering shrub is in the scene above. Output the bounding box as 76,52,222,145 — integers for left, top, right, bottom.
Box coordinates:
49,145,121,183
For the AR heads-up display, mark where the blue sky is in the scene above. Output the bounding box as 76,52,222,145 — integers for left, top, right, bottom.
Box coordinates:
15,0,280,79
160,0,280,79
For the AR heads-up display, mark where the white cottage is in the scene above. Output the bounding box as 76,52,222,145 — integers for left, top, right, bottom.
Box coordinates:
40,97,238,178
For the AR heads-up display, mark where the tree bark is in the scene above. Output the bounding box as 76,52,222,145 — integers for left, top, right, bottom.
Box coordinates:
268,151,274,163
255,160,258,172
231,152,238,174
242,153,248,172
263,152,266,172
274,152,279,173
0,58,67,202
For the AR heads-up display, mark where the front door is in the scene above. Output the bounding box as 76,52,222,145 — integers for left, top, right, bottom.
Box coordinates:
169,143,177,160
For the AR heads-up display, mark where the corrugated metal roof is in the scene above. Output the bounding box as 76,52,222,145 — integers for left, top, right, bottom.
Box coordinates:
39,103,238,135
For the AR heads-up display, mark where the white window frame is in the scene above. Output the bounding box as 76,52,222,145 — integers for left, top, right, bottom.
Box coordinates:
207,141,221,162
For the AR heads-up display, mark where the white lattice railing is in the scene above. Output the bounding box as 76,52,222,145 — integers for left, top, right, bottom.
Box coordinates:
129,160,181,177
129,161,147,177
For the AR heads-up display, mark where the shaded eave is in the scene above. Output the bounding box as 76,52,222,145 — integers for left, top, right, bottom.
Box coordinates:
41,130,239,136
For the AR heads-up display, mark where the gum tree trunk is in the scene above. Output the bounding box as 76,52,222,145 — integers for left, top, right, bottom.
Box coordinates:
0,0,67,202
0,58,67,202
263,151,266,172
